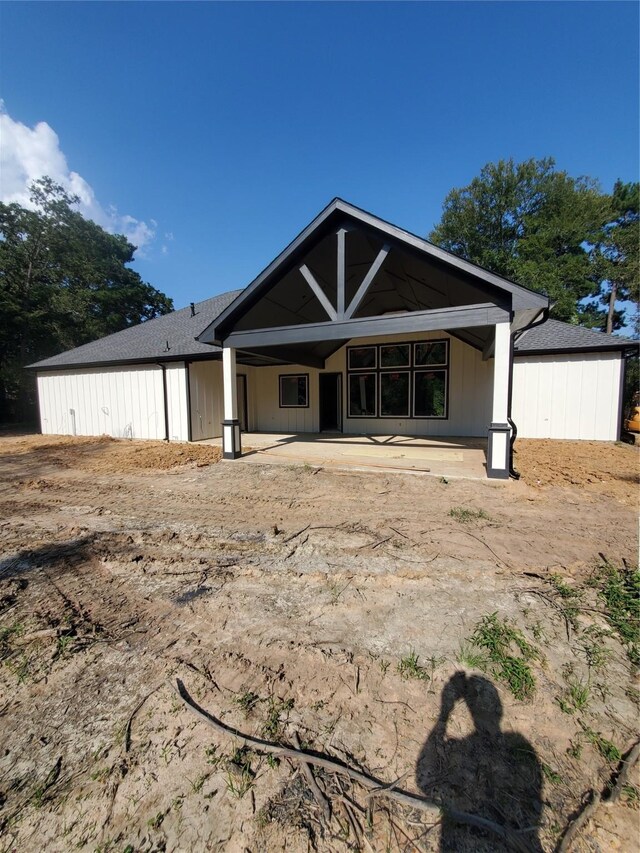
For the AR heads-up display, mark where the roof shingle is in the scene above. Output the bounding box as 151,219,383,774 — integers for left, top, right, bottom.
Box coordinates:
514,318,635,354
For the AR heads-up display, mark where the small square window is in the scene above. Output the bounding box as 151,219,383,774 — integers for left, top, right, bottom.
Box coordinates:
414,341,448,367
348,373,377,417
348,346,377,370
279,374,309,407
380,372,410,417
380,344,410,368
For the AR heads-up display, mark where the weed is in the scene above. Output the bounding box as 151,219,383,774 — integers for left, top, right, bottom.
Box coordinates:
225,747,255,799
449,506,491,524
621,784,639,806
262,697,294,740
147,811,165,830
542,764,562,784
188,773,208,794
379,659,390,676
205,744,222,768
557,679,590,714
5,652,31,683
266,754,280,770
56,634,73,657
397,651,430,681
578,626,612,671
234,691,260,715
466,613,539,699
456,643,489,670
0,622,24,646
567,741,583,760
548,574,582,628
583,727,622,762
440,477,449,485
625,686,640,703
589,559,640,664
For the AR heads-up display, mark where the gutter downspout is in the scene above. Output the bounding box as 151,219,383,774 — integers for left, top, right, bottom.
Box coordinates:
507,306,551,479
157,363,170,441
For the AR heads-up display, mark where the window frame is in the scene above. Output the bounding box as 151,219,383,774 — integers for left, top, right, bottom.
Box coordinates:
347,371,378,418
346,338,450,420
413,368,449,419
278,373,310,409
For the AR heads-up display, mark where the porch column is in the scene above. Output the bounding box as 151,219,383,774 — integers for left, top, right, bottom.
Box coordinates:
222,346,242,459
487,322,511,479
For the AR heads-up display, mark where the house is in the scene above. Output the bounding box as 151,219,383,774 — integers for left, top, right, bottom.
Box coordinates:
29,199,634,479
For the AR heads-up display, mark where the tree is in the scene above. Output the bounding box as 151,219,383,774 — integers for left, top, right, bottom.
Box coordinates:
589,180,639,334
0,177,173,422
429,158,612,326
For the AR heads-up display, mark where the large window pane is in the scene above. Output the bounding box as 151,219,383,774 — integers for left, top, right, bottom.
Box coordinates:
380,372,410,417
348,346,376,370
414,341,448,366
380,344,410,368
279,375,308,407
414,370,447,417
348,373,376,417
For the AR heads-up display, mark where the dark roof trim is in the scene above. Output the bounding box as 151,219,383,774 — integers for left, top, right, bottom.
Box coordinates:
30,352,223,373
198,198,549,344
514,345,634,357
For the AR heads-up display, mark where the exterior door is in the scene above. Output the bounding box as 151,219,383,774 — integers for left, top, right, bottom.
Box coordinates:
319,373,342,432
236,374,248,432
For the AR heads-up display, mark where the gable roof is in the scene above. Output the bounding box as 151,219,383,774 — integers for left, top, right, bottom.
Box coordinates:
28,290,241,370
198,198,549,346
514,318,635,355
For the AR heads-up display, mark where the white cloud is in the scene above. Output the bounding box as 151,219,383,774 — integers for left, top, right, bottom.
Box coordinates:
0,104,157,255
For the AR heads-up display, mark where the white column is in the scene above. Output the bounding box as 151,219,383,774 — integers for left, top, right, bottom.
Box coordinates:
492,321,510,424
488,322,511,479
222,346,241,459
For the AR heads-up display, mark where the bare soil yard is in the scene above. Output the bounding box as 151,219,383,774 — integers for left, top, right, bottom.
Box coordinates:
0,434,638,852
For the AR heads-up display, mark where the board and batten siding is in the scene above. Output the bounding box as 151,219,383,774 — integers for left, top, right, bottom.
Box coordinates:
249,331,493,436
37,363,190,442
512,352,623,440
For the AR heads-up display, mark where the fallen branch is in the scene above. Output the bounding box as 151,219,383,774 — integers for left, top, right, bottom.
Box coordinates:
606,738,640,805
125,683,163,753
292,732,331,824
173,679,535,852
557,790,602,852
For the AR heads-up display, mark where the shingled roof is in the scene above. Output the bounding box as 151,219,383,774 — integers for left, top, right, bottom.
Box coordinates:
514,318,635,355
30,289,634,371
29,290,242,370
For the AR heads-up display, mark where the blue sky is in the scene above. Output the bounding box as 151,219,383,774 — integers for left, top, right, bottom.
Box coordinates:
1,1,638,315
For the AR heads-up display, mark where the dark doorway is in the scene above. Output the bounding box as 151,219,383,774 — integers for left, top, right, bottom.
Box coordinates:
319,373,342,432
236,374,248,432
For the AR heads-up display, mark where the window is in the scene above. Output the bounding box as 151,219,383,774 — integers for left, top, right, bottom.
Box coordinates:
348,346,377,370
279,374,309,408
346,339,449,420
380,344,410,368
348,373,376,417
414,370,447,418
414,341,448,366
380,372,410,417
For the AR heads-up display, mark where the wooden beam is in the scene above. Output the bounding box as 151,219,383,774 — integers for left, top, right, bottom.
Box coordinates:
224,303,510,349
482,334,496,361
337,228,346,319
300,265,337,321
344,244,390,319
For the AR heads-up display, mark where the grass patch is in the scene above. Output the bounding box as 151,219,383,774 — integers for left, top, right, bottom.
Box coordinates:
397,651,430,681
449,507,491,524
262,697,294,740
234,691,260,715
588,559,639,665
225,747,255,799
582,726,622,762
464,613,539,700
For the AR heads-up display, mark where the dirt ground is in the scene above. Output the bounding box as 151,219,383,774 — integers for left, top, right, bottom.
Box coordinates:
0,434,638,853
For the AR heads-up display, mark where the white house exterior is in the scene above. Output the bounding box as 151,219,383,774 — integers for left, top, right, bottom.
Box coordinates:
30,199,633,478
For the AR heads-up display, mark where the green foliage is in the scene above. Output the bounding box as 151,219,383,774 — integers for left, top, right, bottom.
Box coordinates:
589,559,640,664
234,691,260,715
448,506,491,524
467,612,539,700
0,177,173,421
429,157,636,330
397,650,430,681
262,697,294,740
582,726,621,762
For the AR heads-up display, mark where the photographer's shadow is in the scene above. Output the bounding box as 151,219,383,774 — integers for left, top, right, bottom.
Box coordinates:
416,672,543,852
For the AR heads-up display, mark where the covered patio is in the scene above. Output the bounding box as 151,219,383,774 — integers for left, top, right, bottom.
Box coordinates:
204,432,489,478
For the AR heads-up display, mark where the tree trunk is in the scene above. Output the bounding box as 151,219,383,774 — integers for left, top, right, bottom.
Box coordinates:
606,281,617,335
